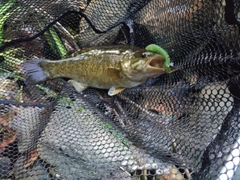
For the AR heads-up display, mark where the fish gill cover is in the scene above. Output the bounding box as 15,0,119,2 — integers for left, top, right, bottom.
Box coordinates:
0,0,240,179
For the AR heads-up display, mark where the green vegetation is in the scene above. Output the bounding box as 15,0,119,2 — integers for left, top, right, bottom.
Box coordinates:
35,84,58,99
44,27,68,58
0,48,24,68
0,1,24,74
67,28,78,36
59,97,73,105
0,12,12,45
10,73,24,81
102,122,130,149
15,85,23,101
0,0,18,45
77,106,85,112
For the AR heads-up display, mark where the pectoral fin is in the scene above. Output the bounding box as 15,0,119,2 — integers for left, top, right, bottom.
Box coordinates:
108,87,125,96
68,80,88,92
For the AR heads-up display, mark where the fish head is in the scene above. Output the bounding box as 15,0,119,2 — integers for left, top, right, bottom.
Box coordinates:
121,50,166,82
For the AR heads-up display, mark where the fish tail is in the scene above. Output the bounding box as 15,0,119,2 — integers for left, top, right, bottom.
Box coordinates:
21,58,49,85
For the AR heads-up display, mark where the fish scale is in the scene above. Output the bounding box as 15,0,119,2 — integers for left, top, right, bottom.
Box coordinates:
41,53,122,86
21,45,166,96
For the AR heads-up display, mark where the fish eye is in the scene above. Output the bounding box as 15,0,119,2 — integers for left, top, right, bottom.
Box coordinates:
141,52,147,58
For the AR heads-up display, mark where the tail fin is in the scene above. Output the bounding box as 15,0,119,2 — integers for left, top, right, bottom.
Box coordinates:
21,58,48,85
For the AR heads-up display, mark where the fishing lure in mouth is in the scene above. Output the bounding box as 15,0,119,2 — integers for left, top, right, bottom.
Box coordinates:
21,45,171,96
145,44,171,71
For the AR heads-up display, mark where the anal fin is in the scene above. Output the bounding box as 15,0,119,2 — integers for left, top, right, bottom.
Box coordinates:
108,87,125,96
68,80,88,92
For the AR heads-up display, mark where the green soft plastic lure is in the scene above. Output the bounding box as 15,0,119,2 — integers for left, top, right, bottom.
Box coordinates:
145,44,171,70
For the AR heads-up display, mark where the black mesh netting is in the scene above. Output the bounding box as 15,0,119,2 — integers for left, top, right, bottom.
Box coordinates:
0,0,240,179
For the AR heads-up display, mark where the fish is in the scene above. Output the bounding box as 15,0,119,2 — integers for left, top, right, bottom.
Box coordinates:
21,45,167,96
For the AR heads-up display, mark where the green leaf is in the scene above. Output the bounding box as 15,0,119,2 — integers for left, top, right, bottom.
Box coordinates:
0,12,12,45
103,122,113,129
15,85,23,102
68,28,77,36
112,131,121,138
0,0,15,17
77,106,85,112
11,73,24,81
36,84,58,98
59,97,73,105
49,27,67,58
145,44,171,70
122,140,130,149
0,0,17,45
0,49,24,71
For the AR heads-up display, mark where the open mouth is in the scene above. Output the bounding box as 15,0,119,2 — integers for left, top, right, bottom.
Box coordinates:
148,55,165,69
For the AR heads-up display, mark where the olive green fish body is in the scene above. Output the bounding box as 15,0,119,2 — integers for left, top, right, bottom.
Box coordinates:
22,45,166,96
40,54,128,89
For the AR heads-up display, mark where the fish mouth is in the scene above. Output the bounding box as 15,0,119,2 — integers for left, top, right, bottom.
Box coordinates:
147,55,165,70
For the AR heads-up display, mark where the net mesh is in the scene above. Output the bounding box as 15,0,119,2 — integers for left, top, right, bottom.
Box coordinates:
0,0,240,179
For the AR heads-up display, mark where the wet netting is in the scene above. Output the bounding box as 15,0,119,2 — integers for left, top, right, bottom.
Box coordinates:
0,0,240,179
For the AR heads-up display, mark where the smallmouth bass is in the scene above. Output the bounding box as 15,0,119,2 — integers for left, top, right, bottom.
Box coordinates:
21,45,167,96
